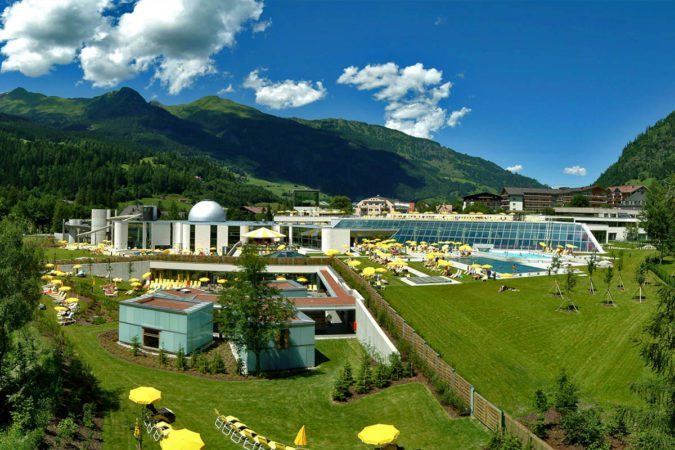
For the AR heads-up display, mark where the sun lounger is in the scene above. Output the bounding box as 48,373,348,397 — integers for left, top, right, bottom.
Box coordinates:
254,435,272,450
269,442,296,450
241,428,259,449
229,422,248,444
152,421,173,441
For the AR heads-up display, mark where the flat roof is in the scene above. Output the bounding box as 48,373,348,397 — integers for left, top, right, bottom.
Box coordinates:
122,293,212,314
138,298,194,311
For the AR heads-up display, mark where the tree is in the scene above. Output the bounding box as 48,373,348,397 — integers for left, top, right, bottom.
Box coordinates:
569,194,589,207
554,369,579,415
602,266,616,307
615,253,625,290
0,219,42,374
634,262,647,303
330,196,353,214
639,180,675,262
586,253,597,294
217,245,295,374
558,265,578,312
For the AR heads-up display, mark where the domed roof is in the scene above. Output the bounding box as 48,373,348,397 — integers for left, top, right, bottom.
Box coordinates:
188,200,226,222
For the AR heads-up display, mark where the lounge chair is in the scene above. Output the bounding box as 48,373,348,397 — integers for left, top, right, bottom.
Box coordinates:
229,422,247,444
269,442,296,450
152,421,173,441
254,435,272,450
241,428,259,450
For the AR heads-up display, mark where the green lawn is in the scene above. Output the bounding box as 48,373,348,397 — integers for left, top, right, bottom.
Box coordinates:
64,325,489,450
382,252,659,416
44,247,107,261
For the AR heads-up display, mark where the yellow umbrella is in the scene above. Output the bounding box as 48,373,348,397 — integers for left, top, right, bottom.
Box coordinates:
481,264,493,269
539,242,547,247
347,260,362,267
566,244,577,249
358,424,400,446
297,277,308,283
72,264,82,269
375,267,388,273
45,263,54,268
142,272,152,279
362,267,376,277
217,278,227,284
52,279,63,285
325,249,341,257
41,274,53,281
500,273,513,278
277,244,287,250
131,281,142,287
129,278,140,283
54,306,68,312
199,277,210,282
294,425,308,446
112,277,123,283
160,428,205,450
276,276,287,281
557,245,564,249
59,286,71,292
469,264,482,269
65,298,79,304
129,386,162,405
242,227,285,239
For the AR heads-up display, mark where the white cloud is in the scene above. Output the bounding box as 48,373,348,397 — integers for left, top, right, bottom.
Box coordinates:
447,106,471,128
337,62,470,139
218,84,234,96
0,0,110,76
456,72,465,79
243,70,326,109
563,165,587,176
0,0,264,94
506,164,523,173
434,16,446,26
252,18,271,33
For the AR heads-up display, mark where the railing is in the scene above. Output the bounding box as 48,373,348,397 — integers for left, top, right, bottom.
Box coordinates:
331,258,553,448
53,254,333,267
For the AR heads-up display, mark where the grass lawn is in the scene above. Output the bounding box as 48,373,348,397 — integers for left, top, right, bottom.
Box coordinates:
44,247,107,261
64,324,490,450
348,257,409,287
382,251,660,416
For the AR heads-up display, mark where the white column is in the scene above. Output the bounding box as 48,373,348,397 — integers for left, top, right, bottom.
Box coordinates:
182,223,191,252
113,221,128,251
240,225,249,244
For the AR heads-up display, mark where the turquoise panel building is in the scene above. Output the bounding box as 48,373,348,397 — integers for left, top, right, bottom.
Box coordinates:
119,292,213,354
238,311,315,373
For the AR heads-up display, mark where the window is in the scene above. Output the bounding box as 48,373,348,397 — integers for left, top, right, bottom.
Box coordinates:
143,328,160,349
275,329,290,349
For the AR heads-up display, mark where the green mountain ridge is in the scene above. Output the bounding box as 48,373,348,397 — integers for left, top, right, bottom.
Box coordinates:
0,86,545,200
595,110,675,187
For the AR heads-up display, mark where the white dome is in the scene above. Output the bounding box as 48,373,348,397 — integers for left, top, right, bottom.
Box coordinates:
188,200,226,222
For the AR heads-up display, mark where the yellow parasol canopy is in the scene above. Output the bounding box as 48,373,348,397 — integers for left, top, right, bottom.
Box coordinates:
52,279,63,285
347,260,362,267
54,306,68,312
112,277,123,283
325,249,341,257
129,278,140,283
294,425,308,446
469,264,482,269
362,267,376,277
142,272,152,279
481,264,493,269
65,298,79,304
277,244,287,250
217,278,227,284
242,227,285,239
72,264,82,269
41,274,53,281
539,242,547,247
276,276,287,281
296,276,308,283
566,244,577,248
45,263,54,268
131,281,142,287
129,386,162,405
375,267,388,273
59,286,71,292
199,277,210,282
358,424,400,446
160,428,205,450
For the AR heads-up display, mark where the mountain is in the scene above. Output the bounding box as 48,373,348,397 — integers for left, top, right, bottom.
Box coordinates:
0,87,544,200
596,110,675,187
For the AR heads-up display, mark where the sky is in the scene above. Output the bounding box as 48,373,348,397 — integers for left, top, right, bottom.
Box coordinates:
0,0,673,187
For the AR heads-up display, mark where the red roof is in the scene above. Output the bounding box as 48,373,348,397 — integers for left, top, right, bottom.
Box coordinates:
138,298,194,311
608,185,644,193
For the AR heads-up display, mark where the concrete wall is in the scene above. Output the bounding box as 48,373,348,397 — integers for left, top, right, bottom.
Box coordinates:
58,260,151,280
216,225,228,253
321,228,350,252
194,224,211,252
353,291,398,360
151,222,171,248
119,302,213,354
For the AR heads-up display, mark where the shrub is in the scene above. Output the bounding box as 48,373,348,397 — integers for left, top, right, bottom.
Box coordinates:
175,346,186,370
354,357,373,394
130,335,140,357
532,416,548,439
389,353,404,379
56,417,78,446
440,389,470,415
605,406,629,438
533,389,548,413
332,368,352,401
554,369,578,415
209,352,226,374
487,432,523,450
372,362,390,389
82,403,95,429
158,347,167,366
343,361,354,386
561,408,606,447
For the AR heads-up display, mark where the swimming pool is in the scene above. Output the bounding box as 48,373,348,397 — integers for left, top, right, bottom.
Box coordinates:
450,256,543,274
487,250,552,260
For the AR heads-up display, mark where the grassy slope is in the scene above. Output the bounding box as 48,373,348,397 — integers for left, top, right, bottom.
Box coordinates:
383,251,658,416
65,325,489,450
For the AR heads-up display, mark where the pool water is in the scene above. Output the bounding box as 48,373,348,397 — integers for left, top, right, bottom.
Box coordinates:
450,256,543,274
487,250,552,260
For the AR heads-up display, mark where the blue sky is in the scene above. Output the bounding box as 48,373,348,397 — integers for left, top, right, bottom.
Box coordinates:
0,0,673,187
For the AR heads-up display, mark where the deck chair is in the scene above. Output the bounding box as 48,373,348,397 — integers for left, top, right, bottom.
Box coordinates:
229,422,247,444
254,435,272,450
269,442,295,450
152,421,173,441
241,428,259,450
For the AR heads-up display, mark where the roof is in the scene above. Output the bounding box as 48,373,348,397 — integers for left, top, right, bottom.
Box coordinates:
608,185,645,193
241,205,265,214
463,192,502,200
502,185,604,196
122,292,213,313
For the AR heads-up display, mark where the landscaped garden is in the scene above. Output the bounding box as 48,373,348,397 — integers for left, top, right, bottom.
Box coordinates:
64,324,491,449
381,251,661,416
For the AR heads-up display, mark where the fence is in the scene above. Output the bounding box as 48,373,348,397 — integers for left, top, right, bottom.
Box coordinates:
331,258,553,449
53,254,333,267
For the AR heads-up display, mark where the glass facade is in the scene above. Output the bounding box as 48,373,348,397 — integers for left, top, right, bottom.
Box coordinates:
333,219,601,252
292,226,322,249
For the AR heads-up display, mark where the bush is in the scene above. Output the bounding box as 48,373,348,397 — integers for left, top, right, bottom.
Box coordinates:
130,335,140,356
209,352,226,374
389,353,404,380
533,389,548,413
92,315,106,325
606,406,629,438
82,403,95,429
554,369,578,415
487,432,523,450
561,408,606,447
332,368,352,402
158,347,167,366
354,357,373,394
56,417,78,446
532,416,548,439
372,362,390,389
175,345,186,370
440,389,470,415
343,361,353,386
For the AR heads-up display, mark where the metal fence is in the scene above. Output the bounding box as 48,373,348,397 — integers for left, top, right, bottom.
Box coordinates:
331,258,553,449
